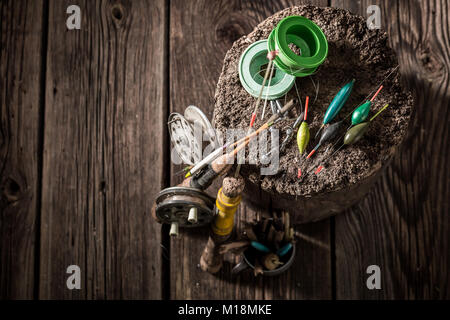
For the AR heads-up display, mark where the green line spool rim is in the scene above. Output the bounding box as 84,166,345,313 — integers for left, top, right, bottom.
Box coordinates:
238,39,296,100
268,15,328,77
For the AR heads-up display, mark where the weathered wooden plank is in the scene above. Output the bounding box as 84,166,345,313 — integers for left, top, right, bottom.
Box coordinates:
0,0,44,299
40,0,167,299
331,0,450,299
169,0,331,299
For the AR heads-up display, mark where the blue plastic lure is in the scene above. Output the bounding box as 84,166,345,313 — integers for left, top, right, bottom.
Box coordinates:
251,241,271,253
276,243,293,257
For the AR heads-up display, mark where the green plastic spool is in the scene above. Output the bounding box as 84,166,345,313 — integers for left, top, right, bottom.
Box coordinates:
268,16,328,77
239,39,295,100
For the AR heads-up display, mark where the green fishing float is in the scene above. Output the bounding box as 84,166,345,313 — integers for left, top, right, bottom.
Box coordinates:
268,15,328,77
297,122,310,153
308,84,383,158
344,103,390,145
297,96,310,154
344,122,370,145
351,85,384,126
315,79,355,139
301,103,391,180
351,100,371,125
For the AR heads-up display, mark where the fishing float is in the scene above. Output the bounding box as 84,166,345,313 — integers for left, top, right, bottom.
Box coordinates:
314,79,355,139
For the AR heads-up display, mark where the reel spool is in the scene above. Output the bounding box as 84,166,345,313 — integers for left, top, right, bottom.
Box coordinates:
168,106,219,165
268,15,328,77
238,39,296,100
154,187,216,236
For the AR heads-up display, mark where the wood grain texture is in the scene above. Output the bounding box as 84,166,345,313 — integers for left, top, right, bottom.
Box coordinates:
331,0,450,299
40,0,167,299
0,0,44,299
1,0,447,300
169,0,331,299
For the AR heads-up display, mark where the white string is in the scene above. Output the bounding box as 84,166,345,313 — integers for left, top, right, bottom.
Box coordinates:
261,62,276,120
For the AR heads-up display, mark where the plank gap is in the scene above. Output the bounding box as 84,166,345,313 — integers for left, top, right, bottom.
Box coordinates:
161,0,171,300
35,0,49,300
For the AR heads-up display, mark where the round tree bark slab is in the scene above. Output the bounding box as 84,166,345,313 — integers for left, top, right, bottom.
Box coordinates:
213,5,413,224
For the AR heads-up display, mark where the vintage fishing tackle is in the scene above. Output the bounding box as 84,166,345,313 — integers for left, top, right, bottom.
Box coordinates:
154,138,252,234
315,79,355,138
236,45,282,177
351,85,384,126
301,103,390,180
239,40,295,100
168,112,202,165
267,15,328,77
351,100,371,126
153,186,216,234
344,66,397,129
309,85,383,157
154,102,298,235
187,99,296,177
344,122,370,145
261,110,304,163
306,121,342,158
344,103,390,145
276,243,293,257
297,123,310,154
251,241,271,253
281,111,304,149
168,105,220,166
308,84,382,159
262,253,283,270
296,96,310,154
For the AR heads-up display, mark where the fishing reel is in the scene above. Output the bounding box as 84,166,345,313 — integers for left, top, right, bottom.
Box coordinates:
154,186,216,237
153,105,221,237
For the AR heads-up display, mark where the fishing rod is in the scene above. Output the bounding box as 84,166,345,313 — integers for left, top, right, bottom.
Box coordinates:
186,99,296,178
235,50,280,177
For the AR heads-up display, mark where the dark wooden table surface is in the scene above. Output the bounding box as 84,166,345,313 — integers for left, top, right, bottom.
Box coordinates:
1,0,448,299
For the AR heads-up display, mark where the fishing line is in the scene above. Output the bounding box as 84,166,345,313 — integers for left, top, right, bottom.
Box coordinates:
309,76,319,104
340,65,399,122
261,62,276,120
235,51,279,177
304,103,391,179
289,65,303,114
